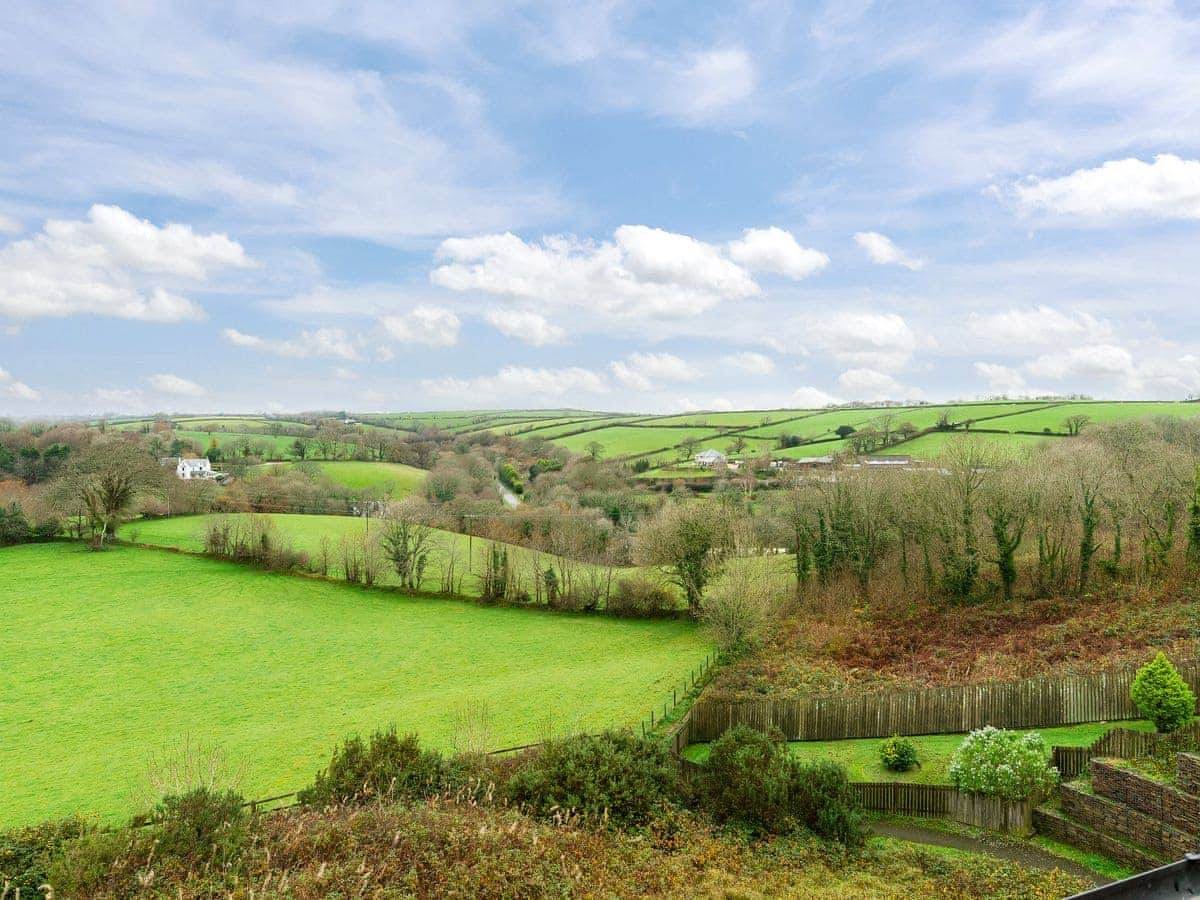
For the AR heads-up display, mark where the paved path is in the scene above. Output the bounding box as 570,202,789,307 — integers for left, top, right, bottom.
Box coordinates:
872,820,1109,887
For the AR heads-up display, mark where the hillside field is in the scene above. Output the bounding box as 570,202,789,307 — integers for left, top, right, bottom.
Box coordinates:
251,460,427,497
0,543,709,827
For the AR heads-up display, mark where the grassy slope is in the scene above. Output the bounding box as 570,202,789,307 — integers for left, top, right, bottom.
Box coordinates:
117,513,637,596
986,401,1200,434
0,543,709,826
682,720,1157,783
552,425,722,457
252,461,427,497
874,430,1059,458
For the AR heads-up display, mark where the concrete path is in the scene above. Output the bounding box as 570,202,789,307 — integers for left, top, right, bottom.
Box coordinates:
872,820,1109,887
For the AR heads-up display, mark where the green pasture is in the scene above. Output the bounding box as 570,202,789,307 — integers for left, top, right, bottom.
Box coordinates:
682,720,1157,784
986,401,1200,434
874,430,1059,458
646,410,800,428
117,513,636,596
0,543,709,827
251,461,427,497
552,425,721,458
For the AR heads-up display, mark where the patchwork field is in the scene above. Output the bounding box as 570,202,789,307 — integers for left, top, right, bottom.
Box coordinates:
251,461,427,497
0,543,709,827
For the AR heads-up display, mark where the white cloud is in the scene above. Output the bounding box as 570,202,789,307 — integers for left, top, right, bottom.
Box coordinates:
0,214,21,235
791,386,840,408
965,306,1111,349
421,365,609,404
0,366,39,400
974,362,1028,395
853,231,926,271
837,368,923,402
805,312,920,371
1025,344,1136,381
658,47,758,125
221,326,364,360
727,227,828,280
1004,155,1200,220
721,351,775,375
432,225,759,319
148,373,206,397
0,205,251,322
91,387,145,409
484,308,565,346
379,305,460,347
609,352,701,391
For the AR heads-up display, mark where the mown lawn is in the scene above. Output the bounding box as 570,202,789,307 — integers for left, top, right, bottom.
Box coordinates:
0,543,709,827
682,721,1158,783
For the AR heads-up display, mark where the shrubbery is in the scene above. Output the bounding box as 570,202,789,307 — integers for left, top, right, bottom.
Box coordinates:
298,728,457,806
203,515,309,572
152,786,247,867
505,731,677,827
1131,652,1197,733
948,727,1058,801
0,502,59,547
880,736,918,772
605,576,677,618
0,816,91,895
697,725,865,845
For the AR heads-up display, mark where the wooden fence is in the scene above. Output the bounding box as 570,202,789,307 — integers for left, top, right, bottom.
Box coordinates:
1052,721,1200,780
852,783,1033,833
686,662,1200,743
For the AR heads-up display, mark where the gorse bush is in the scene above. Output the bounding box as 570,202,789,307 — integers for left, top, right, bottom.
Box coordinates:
697,726,865,846
505,731,677,827
948,727,1058,801
0,816,91,895
152,786,247,867
880,736,918,772
1131,652,1197,733
298,728,455,806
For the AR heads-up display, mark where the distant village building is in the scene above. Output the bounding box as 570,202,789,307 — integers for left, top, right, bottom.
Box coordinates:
863,455,911,467
161,457,217,480
694,448,727,468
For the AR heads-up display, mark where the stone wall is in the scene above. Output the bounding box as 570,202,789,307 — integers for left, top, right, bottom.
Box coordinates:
1177,753,1200,796
1033,807,1164,873
1091,759,1200,838
1060,785,1195,858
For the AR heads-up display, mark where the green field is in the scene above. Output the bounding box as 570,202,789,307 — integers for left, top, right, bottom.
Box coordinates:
553,425,722,458
683,720,1157,784
0,543,709,827
874,430,1058,458
252,461,427,497
118,513,636,596
985,401,1200,434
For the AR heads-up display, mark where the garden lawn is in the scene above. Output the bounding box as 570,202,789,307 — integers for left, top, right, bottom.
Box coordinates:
682,721,1158,784
0,543,710,827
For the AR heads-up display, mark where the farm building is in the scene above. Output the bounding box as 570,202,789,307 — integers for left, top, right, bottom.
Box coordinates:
694,448,727,467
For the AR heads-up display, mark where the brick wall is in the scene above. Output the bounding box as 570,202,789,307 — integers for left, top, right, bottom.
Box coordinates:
1060,785,1195,858
1091,759,1200,839
1177,753,1200,796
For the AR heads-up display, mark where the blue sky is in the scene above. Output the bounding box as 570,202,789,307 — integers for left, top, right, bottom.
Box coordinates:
3,1,1200,415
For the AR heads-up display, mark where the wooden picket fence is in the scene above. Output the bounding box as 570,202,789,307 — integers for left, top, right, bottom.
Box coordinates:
685,661,1200,743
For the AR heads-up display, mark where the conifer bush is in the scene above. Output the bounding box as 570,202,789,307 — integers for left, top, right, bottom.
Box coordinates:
879,736,918,772
1131,652,1196,733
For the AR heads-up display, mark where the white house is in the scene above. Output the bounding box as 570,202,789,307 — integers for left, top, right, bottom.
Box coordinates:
694,448,727,467
175,458,214,480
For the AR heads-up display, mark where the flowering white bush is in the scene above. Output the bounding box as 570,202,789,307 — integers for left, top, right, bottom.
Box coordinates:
948,727,1058,801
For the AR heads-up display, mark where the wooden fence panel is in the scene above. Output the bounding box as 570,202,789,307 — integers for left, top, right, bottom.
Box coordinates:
688,662,1200,743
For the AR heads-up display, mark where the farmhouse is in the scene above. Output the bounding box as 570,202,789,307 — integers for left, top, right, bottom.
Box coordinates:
694,448,727,467
161,457,217,480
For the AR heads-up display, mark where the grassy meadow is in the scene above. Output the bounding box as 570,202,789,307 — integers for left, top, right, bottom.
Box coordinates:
252,460,427,497
0,543,710,827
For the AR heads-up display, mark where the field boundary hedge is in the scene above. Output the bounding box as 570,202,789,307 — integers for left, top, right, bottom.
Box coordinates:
681,661,1200,744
